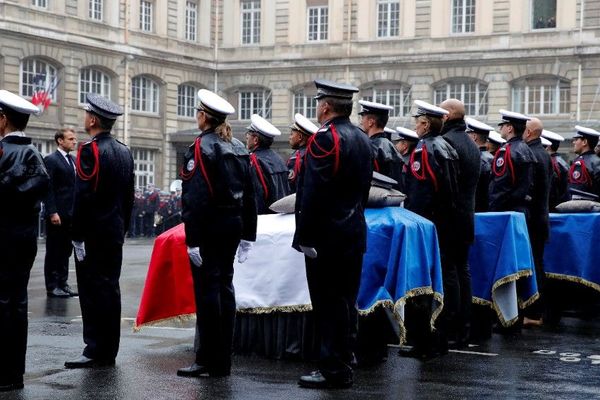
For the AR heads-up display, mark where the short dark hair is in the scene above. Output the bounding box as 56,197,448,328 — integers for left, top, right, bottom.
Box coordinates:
2,108,30,131
422,115,443,134
370,113,389,129
550,142,560,152
55,127,75,144
323,97,353,117
511,122,526,137
89,112,116,131
588,136,599,149
256,132,273,148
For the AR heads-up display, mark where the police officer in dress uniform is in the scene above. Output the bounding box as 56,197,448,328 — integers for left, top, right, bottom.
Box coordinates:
439,99,481,348
177,89,257,378
0,90,49,393
402,100,459,358
567,126,600,199
391,127,419,193
43,127,78,298
465,117,495,212
294,79,372,389
487,130,506,156
64,94,135,369
488,110,535,214
522,118,553,326
246,114,290,213
542,130,569,211
358,100,404,190
287,113,318,193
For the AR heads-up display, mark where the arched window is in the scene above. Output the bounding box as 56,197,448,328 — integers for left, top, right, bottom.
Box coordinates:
361,83,412,117
79,68,111,104
131,75,159,113
20,58,58,100
177,84,199,118
238,88,271,120
512,76,569,115
433,79,488,116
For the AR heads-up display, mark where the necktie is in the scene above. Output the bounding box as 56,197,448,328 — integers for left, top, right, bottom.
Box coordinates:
67,154,75,172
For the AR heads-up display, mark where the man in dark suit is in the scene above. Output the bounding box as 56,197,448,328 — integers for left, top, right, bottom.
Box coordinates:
43,128,78,298
294,79,373,389
64,93,134,369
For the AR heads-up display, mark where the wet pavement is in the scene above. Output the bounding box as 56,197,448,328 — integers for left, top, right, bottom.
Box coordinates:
2,238,600,399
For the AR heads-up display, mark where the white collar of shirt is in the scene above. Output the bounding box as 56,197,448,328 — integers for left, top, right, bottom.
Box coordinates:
58,148,69,157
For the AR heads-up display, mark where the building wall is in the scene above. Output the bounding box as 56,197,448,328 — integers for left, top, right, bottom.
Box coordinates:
2,0,600,189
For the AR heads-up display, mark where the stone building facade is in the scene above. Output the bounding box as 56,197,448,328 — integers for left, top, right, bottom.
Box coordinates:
1,0,600,190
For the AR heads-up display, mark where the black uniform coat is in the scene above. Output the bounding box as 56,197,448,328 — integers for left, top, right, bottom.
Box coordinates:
475,147,493,212
369,132,404,191
403,133,459,238
287,146,306,194
180,131,257,373
293,116,373,254
71,131,134,361
527,138,552,241
548,152,569,210
249,147,290,214
441,119,481,244
567,150,600,198
488,137,535,213
0,135,49,386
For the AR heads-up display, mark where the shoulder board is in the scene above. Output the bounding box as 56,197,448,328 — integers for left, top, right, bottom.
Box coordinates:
115,139,127,146
81,140,93,146
317,126,329,134
414,148,423,153
498,147,507,152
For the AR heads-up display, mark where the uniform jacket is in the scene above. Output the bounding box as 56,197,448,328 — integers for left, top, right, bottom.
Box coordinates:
181,131,257,247
250,147,290,214
43,149,75,219
0,135,49,237
548,152,569,210
72,132,135,244
441,119,481,244
293,116,373,254
567,150,600,198
287,146,306,194
527,138,552,241
488,136,535,213
475,147,493,212
403,131,459,244
369,132,404,191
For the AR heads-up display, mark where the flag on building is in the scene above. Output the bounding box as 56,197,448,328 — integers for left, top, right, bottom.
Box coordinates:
31,74,60,113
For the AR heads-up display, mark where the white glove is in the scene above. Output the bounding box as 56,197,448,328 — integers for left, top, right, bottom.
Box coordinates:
187,246,203,267
72,241,86,262
236,240,253,263
299,245,318,259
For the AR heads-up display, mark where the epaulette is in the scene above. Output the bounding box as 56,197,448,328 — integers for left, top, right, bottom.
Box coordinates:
413,148,423,153
316,126,329,134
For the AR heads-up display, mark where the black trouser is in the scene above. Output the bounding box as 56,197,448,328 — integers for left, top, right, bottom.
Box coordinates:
75,240,123,361
191,217,242,373
44,218,73,291
525,225,547,319
452,242,472,341
0,237,36,385
434,225,459,346
305,248,363,382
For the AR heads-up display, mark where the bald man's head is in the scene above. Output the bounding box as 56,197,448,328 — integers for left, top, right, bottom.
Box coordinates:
440,98,465,120
526,117,543,137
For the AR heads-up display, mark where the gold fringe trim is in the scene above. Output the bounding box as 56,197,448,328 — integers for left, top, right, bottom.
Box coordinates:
237,304,313,314
546,272,600,294
472,270,540,327
133,313,196,332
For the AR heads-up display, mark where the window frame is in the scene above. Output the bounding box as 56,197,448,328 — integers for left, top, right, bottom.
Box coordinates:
140,0,153,32
451,0,476,34
177,84,198,118
238,89,272,120
89,0,103,21
361,84,412,118
433,80,488,116
531,0,557,30
20,58,58,101
78,68,111,105
32,0,48,8
307,5,329,42
292,89,318,120
185,1,198,41
132,148,156,189
241,0,261,45
131,75,160,114
511,77,570,115
377,0,400,38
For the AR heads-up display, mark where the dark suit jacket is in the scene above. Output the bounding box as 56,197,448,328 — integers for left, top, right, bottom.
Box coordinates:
43,150,76,219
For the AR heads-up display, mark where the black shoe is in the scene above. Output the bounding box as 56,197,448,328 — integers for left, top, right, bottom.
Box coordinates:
47,287,70,298
398,346,445,361
61,285,78,297
0,380,24,392
177,363,210,377
65,355,115,369
298,370,352,389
